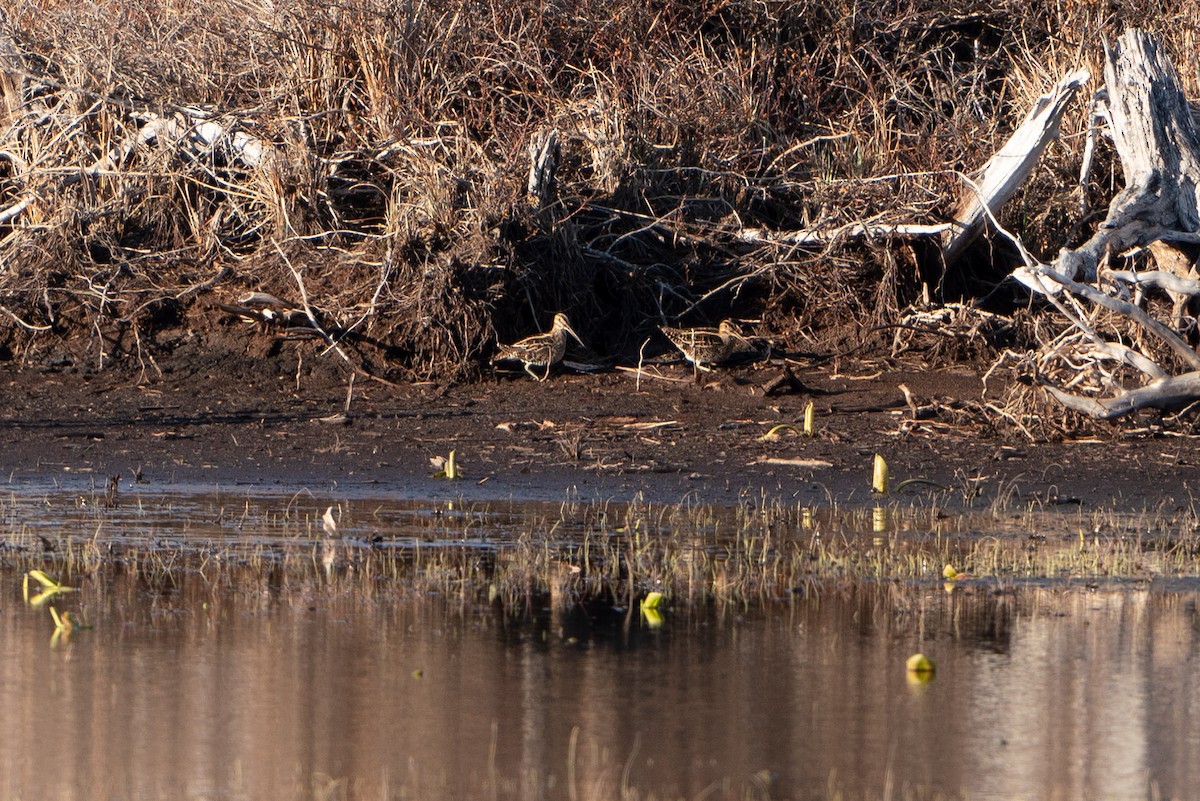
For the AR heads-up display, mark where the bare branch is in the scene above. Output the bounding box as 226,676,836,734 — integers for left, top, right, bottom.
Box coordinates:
941,68,1090,264
1044,371,1200,419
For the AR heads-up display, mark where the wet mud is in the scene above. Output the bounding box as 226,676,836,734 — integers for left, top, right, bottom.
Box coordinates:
2,356,1193,512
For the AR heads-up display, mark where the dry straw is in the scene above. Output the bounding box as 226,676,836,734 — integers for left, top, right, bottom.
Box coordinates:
0,1,1185,389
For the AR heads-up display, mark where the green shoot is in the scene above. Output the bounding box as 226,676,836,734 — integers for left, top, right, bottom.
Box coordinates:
24,570,76,608
432,450,461,479
759,423,803,442
872,454,889,494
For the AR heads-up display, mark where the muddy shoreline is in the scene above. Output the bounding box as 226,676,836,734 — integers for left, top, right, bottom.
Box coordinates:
1,357,1193,513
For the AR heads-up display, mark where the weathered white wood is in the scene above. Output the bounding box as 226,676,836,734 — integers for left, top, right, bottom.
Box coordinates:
737,221,951,245
1106,268,1200,297
747,71,1086,256
527,129,559,208
1026,263,1200,371
87,112,270,175
994,31,1200,419
1045,370,1200,419
0,195,29,224
941,69,1089,264
1082,342,1167,380
1078,90,1108,213
1056,30,1200,282
191,119,268,169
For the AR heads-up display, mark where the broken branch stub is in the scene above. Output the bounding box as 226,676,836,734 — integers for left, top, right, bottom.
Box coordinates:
0,9,22,122
940,69,1089,265
1057,29,1200,283
527,129,560,210
1023,30,1200,420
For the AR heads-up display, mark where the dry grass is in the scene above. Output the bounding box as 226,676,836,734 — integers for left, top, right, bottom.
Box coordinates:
0,2,1196,380
5,489,1200,616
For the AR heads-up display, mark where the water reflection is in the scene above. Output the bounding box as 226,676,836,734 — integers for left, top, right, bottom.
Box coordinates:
1,487,1196,799
0,573,1198,800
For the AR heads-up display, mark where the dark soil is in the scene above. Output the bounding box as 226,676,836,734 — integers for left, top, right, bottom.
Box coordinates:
2,347,1195,513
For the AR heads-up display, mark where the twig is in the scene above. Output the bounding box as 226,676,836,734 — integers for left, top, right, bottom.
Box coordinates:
0,305,50,331
273,240,398,386
0,195,28,223
635,336,651,392
736,221,951,245
677,264,773,319
614,365,692,384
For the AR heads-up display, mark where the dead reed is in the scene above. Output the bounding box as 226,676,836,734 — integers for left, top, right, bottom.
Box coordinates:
0,2,1187,380
4,489,1200,617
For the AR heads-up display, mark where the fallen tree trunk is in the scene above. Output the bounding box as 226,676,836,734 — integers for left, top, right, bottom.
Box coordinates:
1044,371,1200,419
1017,30,1200,418
940,69,1089,264
1056,32,1200,284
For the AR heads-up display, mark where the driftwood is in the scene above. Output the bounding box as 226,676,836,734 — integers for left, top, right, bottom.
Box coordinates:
940,69,1089,264
747,29,1200,422
1008,30,1200,419
1056,34,1200,285
725,36,1200,421
1044,371,1200,419
733,69,1086,255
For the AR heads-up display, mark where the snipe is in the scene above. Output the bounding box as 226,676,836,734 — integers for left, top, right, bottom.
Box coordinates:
493,312,584,380
660,320,754,371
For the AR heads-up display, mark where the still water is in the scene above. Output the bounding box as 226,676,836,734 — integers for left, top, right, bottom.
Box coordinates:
2,488,1199,800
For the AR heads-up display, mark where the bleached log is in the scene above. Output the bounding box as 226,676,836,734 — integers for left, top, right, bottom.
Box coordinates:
941,69,1089,264
1044,371,1200,419
1056,30,1200,282
1106,268,1200,297
737,221,951,245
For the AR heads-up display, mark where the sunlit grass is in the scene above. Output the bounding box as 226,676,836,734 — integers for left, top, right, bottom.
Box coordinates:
2,488,1200,618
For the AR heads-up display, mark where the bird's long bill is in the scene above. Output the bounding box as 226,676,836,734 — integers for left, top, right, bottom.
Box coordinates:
562,321,585,347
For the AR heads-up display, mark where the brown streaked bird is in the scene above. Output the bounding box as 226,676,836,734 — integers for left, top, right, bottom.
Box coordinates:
660,320,755,372
493,312,585,380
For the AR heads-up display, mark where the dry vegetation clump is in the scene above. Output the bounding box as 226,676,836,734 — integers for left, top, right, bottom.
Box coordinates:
0,1,1195,381
8,491,1200,615
987,297,1200,439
